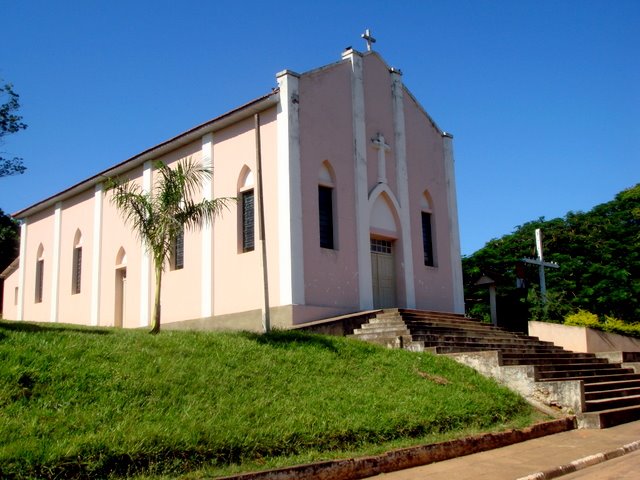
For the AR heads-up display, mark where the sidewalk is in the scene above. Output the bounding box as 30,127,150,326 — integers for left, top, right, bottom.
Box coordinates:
372,420,640,480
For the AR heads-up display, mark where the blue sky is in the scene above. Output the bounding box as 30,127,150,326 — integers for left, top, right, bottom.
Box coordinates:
1,0,638,255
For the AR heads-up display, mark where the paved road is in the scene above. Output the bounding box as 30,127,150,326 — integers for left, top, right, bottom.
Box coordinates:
372,420,640,480
561,449,640,479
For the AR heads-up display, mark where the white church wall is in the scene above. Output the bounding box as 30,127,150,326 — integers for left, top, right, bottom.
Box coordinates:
99,164,146,328
404,91,458,312
21,207,56,322
297,59,362,315
363,54,400,199
210,109,282,322
56,188,95,325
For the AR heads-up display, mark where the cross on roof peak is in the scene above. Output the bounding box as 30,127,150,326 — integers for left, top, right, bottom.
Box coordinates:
361,28,376,51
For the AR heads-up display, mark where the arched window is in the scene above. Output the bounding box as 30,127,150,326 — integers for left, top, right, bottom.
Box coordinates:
35,244,44,303
72,230,82,294
318,161,336,249
421,192,435,267
238,166,255,253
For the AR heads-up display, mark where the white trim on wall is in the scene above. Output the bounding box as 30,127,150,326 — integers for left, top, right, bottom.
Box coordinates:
443,134,465,314
390,70,416,308
201,133,214,318
50,202,62,322
342,49,373,310
139,161,152,327
17,221,27,321
90,183,103,326
276,70,305,306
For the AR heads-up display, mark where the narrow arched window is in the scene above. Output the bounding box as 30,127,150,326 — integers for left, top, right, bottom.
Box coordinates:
72,230,82,294
318,161,336,249
238,167,255,253
421,192,435,267
35,244,44,303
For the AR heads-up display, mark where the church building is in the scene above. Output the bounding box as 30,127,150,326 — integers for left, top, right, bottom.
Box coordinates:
1,44,465,331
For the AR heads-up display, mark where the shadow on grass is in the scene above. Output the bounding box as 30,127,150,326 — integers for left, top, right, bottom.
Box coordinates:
0,320,113,336
240,329,340,352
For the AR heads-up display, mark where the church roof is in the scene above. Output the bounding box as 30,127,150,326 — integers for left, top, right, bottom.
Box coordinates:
0,257,19,279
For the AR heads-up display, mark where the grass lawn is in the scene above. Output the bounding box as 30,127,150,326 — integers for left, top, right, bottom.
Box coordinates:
0,320,539,479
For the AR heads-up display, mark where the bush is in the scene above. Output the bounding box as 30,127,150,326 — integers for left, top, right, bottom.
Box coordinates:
602,316,640,338
563,310,640,338
564,310,601,329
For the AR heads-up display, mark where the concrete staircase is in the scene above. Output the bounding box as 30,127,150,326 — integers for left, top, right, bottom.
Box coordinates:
351,309,640,429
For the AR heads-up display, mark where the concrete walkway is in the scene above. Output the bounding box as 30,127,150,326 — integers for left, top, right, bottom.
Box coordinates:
373,420,640,480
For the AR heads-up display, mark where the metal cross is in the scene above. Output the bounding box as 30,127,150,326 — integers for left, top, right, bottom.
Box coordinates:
521,228,559,303
361,28,376,51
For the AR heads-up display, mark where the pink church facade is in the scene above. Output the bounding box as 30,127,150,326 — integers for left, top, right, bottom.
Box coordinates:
1,48,464,331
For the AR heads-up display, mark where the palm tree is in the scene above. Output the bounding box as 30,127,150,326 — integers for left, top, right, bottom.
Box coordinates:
107,158,232,334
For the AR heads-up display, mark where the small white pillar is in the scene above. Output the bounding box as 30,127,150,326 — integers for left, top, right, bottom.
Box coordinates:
475,275,497,326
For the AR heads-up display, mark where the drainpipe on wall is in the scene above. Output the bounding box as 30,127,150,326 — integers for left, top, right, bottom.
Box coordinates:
255,113,271,333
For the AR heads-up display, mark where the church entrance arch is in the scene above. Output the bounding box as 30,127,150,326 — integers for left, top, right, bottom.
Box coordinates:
369,189,401,309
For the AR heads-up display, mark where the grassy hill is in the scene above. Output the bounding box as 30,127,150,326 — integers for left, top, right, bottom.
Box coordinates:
0,321,537,479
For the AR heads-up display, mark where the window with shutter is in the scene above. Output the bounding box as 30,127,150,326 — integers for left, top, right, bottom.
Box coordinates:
35,259,44,303
242,189,254,252
422,211,434,267
72,246,82,294
172,229,184,270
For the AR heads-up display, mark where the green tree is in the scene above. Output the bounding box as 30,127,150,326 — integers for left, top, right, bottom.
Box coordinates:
0,208,19,275
108,158,232,334
463,184,640,324
0,82,28,177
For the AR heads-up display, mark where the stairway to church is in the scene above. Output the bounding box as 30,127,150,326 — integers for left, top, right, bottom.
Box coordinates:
350,309,640,429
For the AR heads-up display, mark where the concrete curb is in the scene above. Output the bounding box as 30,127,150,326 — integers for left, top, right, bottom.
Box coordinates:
218,417,575,480
516,439,640,480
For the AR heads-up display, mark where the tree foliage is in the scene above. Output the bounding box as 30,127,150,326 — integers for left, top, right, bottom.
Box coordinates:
0,82,28,177
107,158,233,333
463,184,640,324
0,208,19,272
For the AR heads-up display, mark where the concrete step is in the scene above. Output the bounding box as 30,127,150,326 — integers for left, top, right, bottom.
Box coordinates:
585,393,640,412
404,320,552,337
541,372,640,383
585,386,640,400
535,367,635,381
351,332,411,341
412,332,556,347
357,323,407,331
501,356,610,366
580,404,640,429
353,325,410,335
535,363,626,373
398,308,471,320
584,378,640,392
501,352,599,361
367,315,404,324
423,343,564,355
407,328,557,346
